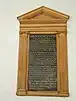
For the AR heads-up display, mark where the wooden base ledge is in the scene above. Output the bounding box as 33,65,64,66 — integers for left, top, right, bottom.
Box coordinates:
16,90,69,97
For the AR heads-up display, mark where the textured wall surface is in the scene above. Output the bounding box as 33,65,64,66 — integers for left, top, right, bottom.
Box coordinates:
0,0,76,101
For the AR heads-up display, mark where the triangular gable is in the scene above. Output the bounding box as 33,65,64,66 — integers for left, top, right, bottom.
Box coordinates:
17,6,69,21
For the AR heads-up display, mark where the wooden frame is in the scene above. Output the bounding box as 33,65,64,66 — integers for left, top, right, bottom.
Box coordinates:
16,6,69,96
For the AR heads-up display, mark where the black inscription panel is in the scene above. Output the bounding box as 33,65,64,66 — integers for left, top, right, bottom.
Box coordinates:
28,34,57,91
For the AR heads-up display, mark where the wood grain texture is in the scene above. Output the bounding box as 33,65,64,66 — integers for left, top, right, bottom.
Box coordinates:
26,33,30,92
20,24,66,28
20,26,66,32
17,6,69,21
17,6,69,96
56,34,60,93
59,32,69,95
16,35,24,94
16,90,69,96
19,19,67,24
16,33,27,94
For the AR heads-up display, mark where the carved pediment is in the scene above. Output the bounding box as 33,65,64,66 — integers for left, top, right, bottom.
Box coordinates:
17,6,69,22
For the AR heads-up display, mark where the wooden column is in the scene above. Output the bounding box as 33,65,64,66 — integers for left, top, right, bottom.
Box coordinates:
16,32,27,95
59,32,69,96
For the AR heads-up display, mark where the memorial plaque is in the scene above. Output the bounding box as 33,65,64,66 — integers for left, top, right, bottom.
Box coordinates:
17,6,69,96
28,34,57,91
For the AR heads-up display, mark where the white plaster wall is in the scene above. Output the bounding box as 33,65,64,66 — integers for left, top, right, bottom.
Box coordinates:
0,0,75,101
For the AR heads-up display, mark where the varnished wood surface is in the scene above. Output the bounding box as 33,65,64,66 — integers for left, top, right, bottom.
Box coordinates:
17,6,69,21
16,6,69,96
